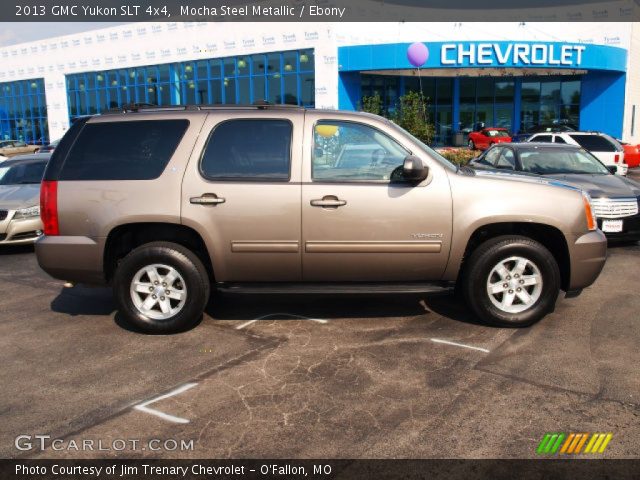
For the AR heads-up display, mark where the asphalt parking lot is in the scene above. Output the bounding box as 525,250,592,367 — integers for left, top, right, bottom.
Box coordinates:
1,202,640,459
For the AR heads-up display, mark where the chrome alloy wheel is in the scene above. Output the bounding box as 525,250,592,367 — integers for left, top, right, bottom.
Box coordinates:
486,256,543,314
130,264,187,320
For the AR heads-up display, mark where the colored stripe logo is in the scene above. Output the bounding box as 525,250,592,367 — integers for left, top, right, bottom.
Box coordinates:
536,433,612,455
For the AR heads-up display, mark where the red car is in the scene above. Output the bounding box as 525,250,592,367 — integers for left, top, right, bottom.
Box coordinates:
620,141,640,168
468,128,512,150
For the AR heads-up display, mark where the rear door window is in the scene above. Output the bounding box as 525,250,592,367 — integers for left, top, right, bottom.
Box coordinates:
568,134,617,152
60,120,189,181
200,119,292,181
533,135,552,143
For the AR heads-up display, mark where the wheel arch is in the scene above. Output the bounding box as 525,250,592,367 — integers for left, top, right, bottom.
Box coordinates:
455,222,570,291
103,222,214,284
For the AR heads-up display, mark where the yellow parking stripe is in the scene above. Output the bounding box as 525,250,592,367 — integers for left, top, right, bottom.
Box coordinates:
597,433,613,453
584,434,599,453
591,434,606,453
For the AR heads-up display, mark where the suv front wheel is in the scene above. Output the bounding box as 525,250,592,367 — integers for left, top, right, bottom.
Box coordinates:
461,235,561,327
114,241,210,333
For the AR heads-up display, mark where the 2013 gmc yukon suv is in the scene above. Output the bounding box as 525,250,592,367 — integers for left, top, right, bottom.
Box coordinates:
36,105,607,333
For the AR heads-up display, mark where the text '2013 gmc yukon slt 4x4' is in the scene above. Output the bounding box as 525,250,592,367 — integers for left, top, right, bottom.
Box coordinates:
36,105,607,333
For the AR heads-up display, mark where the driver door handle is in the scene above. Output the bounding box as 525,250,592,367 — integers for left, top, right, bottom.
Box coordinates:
310,196,347,208
190,194,226,205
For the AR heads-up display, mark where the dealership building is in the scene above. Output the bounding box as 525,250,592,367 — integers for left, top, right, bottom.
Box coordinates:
1,21,639,146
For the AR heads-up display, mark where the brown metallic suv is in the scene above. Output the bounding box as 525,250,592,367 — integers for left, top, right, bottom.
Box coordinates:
36,105,607,333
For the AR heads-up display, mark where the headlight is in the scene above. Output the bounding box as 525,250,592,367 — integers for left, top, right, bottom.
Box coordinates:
13,205,40,219
582,192,597,231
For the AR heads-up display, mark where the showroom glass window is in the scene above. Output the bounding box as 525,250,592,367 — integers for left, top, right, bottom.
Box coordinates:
459,77,515,138
0,78,48,144
361,75,453,145
66,49,315,122
404,77,453,146
520,78,581,133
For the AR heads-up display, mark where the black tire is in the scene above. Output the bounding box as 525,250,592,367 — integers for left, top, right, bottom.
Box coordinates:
113,241,210,333
460,235,560,327
468,140,475,150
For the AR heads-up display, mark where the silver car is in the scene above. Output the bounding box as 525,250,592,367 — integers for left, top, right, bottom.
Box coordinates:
0,155,48,245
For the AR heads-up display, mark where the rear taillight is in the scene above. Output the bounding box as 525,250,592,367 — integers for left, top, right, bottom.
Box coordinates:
614,154,620,163
40,180,59,236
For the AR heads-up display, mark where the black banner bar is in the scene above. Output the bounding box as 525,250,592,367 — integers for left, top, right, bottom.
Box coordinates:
3,459,640,480
6,0,640,22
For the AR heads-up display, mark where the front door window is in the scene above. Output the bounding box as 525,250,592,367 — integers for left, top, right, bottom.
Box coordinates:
312,121,409,182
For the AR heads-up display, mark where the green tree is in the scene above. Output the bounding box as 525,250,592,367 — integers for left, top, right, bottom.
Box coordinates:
392,91,435,145
359,93,383,116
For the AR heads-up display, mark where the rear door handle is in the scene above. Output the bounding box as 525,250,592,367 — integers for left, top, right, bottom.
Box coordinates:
190,194,225,205
310,196,347,208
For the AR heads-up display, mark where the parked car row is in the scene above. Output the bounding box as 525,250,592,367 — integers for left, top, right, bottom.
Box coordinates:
469,143,640,240
468,125,634,176
511,123,578,143
0,154,48,245
620,140,640,168
527,131,628,176
0,140,41,157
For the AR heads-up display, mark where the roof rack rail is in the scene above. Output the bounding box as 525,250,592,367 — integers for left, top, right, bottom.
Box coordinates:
103,101,304,115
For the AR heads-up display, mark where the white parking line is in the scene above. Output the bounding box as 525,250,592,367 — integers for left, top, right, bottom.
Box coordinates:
430,338,490,353
236,312,328,330
134,383,198,424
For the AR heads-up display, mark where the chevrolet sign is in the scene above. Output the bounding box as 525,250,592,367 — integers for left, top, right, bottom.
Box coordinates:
440,43,586,67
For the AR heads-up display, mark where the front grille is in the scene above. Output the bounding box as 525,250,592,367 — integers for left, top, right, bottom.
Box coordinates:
0,210,7,221
591,198,639,219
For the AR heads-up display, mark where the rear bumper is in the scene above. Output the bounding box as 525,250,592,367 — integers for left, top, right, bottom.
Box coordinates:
567,230,607,290
35,235,107,284
0,215,43,245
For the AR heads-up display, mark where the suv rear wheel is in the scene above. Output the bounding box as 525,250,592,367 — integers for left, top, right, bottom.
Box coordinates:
113,241,210,333
461,235,560,327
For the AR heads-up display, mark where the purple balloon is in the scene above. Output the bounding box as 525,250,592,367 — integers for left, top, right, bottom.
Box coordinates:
407,42,429,68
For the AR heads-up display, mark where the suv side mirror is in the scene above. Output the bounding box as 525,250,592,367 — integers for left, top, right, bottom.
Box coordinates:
606,165,618,174
402,155,429,183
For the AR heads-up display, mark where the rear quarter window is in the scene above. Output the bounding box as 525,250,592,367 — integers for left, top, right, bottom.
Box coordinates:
568,134,617,152
59,120,189,181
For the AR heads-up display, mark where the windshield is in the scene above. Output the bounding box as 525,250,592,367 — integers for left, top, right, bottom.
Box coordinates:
0,162,46,185
485,129,509,137
386,121,458,172
519,149,610,175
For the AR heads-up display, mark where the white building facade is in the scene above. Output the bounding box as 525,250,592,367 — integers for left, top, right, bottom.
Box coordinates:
0,21,637,145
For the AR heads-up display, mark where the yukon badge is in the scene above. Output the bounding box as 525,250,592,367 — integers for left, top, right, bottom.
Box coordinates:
411,233,444,239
